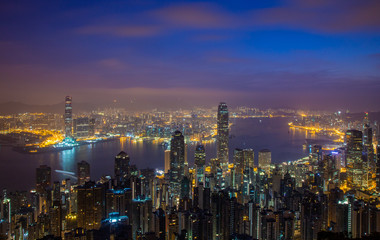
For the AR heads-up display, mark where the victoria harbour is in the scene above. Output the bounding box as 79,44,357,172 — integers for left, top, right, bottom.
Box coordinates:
0,117,315,191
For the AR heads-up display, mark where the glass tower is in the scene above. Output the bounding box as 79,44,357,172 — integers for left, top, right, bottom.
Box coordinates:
64,96,73,138
217,102,229,171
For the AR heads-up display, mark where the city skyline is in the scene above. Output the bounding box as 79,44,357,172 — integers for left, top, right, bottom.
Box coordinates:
1,1,380,239
0,0,379,111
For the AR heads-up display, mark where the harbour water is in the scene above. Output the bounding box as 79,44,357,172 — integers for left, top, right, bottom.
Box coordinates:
0,117,318,191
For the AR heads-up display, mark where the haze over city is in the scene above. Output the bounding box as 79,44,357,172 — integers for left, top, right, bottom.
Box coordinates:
1,0,380,111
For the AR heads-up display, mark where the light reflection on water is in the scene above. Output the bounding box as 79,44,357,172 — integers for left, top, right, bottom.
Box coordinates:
0,117,318,191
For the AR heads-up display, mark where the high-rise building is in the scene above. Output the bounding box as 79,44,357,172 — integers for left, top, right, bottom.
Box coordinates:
115,151,130,184
243,149,255,169
259,149,271,174
376,146,380,192
345,130,364,188
195,144,206,187
77,160,90,186
73,117,95,138
49,201,62,237
217,102,229,171
76,181,104,230
36,165,51,194
169,130,185,202
164,150,171,174
64,96,73,138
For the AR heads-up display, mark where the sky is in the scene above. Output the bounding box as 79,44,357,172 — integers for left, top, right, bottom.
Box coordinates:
0,0,380,111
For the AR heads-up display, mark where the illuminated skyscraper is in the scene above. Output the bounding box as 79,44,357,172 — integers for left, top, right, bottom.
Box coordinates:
169,130,185,202
233,148,254,196
363,123,374,163
77,160,90,185
345,130,364,188
164,150,171,173
64,96,73,138
36,165,51,194
376,146,380,192
115,151,130,184
259,149,271,174
76,181,104,230
217,102,229,171
73,117,95,138
195,144,206,186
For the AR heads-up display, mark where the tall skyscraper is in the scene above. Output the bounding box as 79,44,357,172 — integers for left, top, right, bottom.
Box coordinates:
115,151,130,184
345,130,364,188
164,150,171,173
376,146,380,192
77,160,90,186
36,165,51,194
77,181,104,230
64,96,73,138
259,149,271,174
169,130,185,202
195,144,206,187
217,102,229,171
363,123,374,163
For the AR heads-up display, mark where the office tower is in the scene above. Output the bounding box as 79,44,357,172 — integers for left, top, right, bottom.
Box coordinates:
164,150,170,173
49,201,62,237
259,149,271,174
77,160,90,185
169,130,185,202
36,165,51,194
243,149,255,169
377,146,380,192
300,191,323,240
217,102,229,171
105,188,129,218
73,117,90,138
373,121,378,154
89,118,96,137
76,181,104,230
184,144,189,177
154,208,166,240
233,149,244,191
115,151,130,184
52,181,61,202
64,96,73,138
345,130,364,188
195,144,206,187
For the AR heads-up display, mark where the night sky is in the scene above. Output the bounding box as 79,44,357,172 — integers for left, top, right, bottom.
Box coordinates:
1,0,379,111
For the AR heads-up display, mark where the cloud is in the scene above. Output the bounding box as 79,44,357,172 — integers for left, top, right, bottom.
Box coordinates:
97,58,129,70
253,0,380,33
76,24,162,37
151,3,240,29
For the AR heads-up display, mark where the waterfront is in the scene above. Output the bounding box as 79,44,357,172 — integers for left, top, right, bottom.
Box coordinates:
0,117,320,191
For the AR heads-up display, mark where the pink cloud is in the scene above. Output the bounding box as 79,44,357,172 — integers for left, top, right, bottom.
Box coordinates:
253,0,380,33
76,24,162,37
152,3,240,29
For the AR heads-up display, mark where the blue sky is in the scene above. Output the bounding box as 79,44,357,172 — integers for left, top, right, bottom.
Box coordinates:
0,0,379,110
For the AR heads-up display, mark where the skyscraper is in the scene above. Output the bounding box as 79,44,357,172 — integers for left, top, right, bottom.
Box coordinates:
345,130,364,188
77,160,90,185
77,181,104,230
169,130,185,202
115,151,130,184
164,150,171,173
217,102,229,171
36,165,51,194
259,149,271,174
195,144,206,187
64,96,73,138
